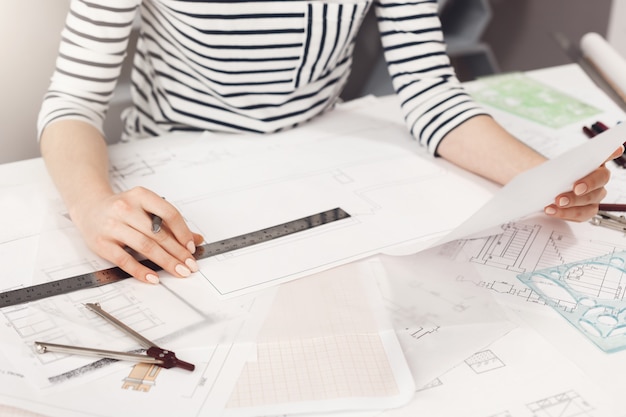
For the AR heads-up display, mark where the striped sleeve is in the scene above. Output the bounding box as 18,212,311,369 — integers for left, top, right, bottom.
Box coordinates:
37,0,140,139
374,0,489,155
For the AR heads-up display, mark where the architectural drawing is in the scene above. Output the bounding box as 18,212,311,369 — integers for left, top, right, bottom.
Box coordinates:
526,391,594,417
468,223,540,272
465,350,506,374
104,113,493,298
122,363,162,392
406,325,441,341
416,377,444,393
442,218,626,298
430,214,626,352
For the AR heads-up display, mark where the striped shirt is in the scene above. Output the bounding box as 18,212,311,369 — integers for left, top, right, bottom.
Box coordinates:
37,0,486,154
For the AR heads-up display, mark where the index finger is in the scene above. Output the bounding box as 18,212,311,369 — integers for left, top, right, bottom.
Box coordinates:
571,164,611,197
606,145,625,163
142,193,197,254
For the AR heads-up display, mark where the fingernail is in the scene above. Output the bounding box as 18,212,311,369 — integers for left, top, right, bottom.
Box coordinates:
175,264,191,278
558,197,570,207
574,183,587,195
146,274,160,284
545,206,557,215
185,257,199,273
187,241,196,254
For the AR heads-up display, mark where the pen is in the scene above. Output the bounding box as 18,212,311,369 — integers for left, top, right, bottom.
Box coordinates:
151,214,163,233
598,203,626,212
596,121,610,131
151,196,166,233
582,126,596,138
591,122,605,135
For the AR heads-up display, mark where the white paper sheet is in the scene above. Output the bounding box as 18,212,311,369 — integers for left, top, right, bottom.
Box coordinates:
386,121,626,256
106,100,495,297
446,121,626,241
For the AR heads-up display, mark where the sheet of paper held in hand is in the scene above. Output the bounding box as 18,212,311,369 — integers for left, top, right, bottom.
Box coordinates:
387,121,626,255
442,121,626,244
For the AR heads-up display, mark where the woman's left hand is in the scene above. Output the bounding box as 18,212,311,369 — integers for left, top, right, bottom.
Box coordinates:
544,146,624,221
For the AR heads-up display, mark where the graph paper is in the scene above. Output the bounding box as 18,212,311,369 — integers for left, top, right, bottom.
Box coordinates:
224,261,414,416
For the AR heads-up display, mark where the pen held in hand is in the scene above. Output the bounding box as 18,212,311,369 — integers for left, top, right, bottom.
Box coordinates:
151,214,163,233
151,196,166,233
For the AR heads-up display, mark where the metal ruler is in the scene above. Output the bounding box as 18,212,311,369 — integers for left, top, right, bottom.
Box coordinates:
0,207,350,309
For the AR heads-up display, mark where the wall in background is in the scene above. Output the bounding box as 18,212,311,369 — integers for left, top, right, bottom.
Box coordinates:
0,1,70,164
349,0,616,100
483,0,613,73
608,0,626,58
0,0,133,165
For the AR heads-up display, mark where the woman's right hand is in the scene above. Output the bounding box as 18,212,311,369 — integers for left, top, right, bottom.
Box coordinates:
40,121,204,284
71,186,204,284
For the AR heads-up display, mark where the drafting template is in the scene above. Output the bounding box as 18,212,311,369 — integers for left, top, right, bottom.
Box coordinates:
518,250,626,352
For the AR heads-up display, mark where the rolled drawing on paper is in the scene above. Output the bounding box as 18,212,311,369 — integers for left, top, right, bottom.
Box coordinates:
580,32,626,103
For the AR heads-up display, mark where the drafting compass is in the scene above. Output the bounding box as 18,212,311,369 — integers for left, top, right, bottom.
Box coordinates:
35,302,195,371
591,211,626,233
590,203,626,233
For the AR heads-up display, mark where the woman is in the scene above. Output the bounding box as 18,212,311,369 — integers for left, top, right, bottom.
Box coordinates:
38,0,619,284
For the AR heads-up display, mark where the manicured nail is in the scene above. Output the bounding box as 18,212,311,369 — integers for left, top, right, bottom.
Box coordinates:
175,264,191,277
185,257,199,273
558,197,570,207
187,241,196,254
545,206,557,215
146,274,160,284
574,183,588,195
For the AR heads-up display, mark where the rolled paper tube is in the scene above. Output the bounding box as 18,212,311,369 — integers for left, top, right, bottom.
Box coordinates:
580,32,626,103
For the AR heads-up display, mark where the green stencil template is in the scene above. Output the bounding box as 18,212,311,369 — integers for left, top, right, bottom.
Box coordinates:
517,251,626,353
472,73,601,128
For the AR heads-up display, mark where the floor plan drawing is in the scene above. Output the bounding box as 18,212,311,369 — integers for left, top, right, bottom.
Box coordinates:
437,216,626,306
525,391,594,417
468,223,541,272
122,362,161,392
465,350,506,374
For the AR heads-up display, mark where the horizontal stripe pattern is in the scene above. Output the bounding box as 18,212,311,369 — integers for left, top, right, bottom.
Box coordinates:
38,0,486,154
375,0,487,153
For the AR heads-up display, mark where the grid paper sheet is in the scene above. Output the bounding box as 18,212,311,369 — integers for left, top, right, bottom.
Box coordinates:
224,261,414,416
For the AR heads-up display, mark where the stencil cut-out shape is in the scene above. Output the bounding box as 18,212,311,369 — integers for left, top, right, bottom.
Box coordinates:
518,250,626,353
530,274,577,304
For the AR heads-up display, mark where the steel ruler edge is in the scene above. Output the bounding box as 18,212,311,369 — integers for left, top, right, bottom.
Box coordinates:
0,207,351,309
